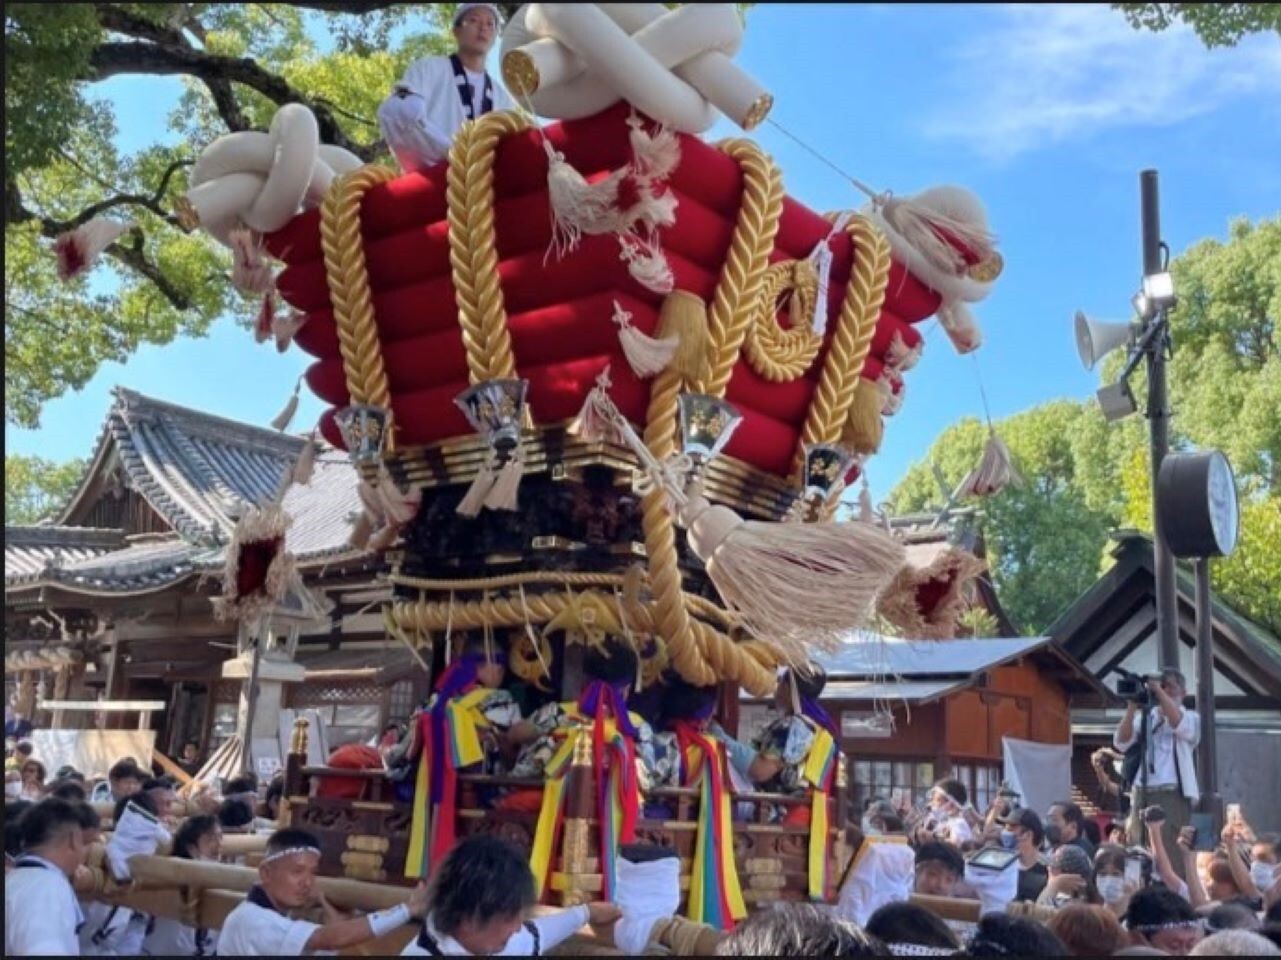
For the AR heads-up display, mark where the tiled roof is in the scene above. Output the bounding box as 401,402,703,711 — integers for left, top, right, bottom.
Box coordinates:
280,451,365,566
4,526,125,582
61,387,306,544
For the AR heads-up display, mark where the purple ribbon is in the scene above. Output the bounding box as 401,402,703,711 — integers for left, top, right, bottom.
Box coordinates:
801,695,838,739
427,654,488,804
577,680,639,739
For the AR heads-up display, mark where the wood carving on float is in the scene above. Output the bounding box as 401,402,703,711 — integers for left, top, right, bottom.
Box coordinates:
179,2,1005,688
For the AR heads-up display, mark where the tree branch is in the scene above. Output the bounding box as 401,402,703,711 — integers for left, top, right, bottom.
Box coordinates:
94,3,191,48
105,233,191,310
87,42,377,159
202,77,252,132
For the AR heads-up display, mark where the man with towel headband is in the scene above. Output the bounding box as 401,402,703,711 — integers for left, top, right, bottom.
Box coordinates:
378,3,516,173
217,828,429,955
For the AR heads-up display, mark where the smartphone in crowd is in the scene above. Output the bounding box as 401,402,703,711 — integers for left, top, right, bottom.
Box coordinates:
1189,813,1217,852
1125,855,1145,889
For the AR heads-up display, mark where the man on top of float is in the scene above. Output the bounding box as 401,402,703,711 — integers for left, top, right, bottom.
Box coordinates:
378,2,516,173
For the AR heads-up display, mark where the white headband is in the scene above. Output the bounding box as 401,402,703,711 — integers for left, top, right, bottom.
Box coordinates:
261,845,322,866
1131,920,1203,933
888,944,959,957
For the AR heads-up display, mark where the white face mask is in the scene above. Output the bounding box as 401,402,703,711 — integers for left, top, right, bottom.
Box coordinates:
4,780,21,799
1251,861,1278,891
1097,875,1125,903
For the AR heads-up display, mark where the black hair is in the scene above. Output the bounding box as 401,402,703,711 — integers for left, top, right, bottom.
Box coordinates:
72,801,101,832
18,797,84,851
866,902,961,949
217,798,255,830
114,789,158,827
1268,899,1281,926
660,678,718,726
427,835,536,936
265,827,321,857
915,840,965,878
933,777,968,807
1259,924,1281,951
223,775,256,796
172,815,220,860
964,914,1069,957
1206,899,1263,933
717,902,888,956
1081,818,1102,847
783,663,827,701
141,777,174,793
108,758,143,781
264,778,285,805
1124,885,1200,932
5,799,33,858
1094,843,1128,875
582,639,640,686
14,741,34,757
1052,800,1087,829
47,779,87,803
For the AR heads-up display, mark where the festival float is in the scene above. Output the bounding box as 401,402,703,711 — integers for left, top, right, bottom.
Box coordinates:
69,2,1008,946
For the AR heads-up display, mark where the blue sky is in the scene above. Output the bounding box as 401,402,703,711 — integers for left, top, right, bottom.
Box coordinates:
8,3,1281,505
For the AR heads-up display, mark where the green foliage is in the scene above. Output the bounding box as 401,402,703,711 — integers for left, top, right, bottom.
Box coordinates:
892,216,1280,635
5,455,86,525
1112,3,1281,47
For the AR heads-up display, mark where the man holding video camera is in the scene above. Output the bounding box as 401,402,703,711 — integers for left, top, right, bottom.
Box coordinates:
1113,667,1200,874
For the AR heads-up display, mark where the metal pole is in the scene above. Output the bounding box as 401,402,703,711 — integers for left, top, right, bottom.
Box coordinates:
1194,559,1221,824
1140,169,1180,670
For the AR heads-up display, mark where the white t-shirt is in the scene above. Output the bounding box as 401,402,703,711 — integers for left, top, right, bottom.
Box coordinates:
142,915,219,956
5,855,84,956
377,55,516,173
217,897,321,956
401,905,589,956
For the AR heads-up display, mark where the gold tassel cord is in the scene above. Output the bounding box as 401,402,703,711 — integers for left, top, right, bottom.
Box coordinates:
444,111,533,385
743,259,824,382
697,139,786,399
320,164,397,439
795,216,893,471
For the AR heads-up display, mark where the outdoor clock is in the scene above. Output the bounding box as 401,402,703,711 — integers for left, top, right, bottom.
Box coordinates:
1156,450,1239,558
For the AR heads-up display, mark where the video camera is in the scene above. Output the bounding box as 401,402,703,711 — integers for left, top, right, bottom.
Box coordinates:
1115,666,1160,705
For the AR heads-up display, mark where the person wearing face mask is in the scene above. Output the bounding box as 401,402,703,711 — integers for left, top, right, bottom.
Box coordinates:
142,815,222,956
377,3,516,174
1038,844,1104,909
1248,835,1281,908
1094,844,1138,917
999,806,1050,903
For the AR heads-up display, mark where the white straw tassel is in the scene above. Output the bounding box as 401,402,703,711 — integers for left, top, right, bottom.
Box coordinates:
270,378,301,432
376,476,420,526
858,476,875,523
291,435,317,486
229,227,275,294
483,450,524,511
54,217,131,281
348,511,374,550
612,301,678,378
367,522,399,552
886,331,923,372
937,301,982,354
545,148,626,260
273,311,308,352
619,232,674,295
958,430,1019,498
457,459,498,518
678,494,906,661
627,113,681,182
880,196,995,278
570,368,620,443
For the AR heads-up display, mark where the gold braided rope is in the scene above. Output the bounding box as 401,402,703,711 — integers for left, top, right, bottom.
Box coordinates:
445,111,532,383
696,139,785,398
743,259,823,382
794,215,891,470
320,164,398,413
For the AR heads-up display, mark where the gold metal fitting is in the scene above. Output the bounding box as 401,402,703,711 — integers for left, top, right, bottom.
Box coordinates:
503,50,541,98
741,92,774,131
967,250,1004,283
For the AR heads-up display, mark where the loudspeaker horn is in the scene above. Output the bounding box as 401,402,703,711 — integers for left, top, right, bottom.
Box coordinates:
1074,311,1133,370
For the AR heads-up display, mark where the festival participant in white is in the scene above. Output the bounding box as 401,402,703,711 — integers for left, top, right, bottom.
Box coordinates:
141,814,223,957
4,798,90,956
402,835,620,956
217,828,429,956
1114,667,1200,870
378,3,515,173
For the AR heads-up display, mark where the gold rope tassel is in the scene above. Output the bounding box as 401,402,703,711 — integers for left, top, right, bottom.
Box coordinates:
841,377,885,454
658,290,710,383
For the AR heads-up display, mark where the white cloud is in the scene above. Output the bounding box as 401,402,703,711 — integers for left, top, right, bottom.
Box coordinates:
922,4,1281,161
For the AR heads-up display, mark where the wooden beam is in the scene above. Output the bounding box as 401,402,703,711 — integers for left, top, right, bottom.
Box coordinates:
39,700,166,712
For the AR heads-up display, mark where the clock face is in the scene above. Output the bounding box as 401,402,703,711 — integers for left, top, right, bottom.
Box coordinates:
1207,452,1239,555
